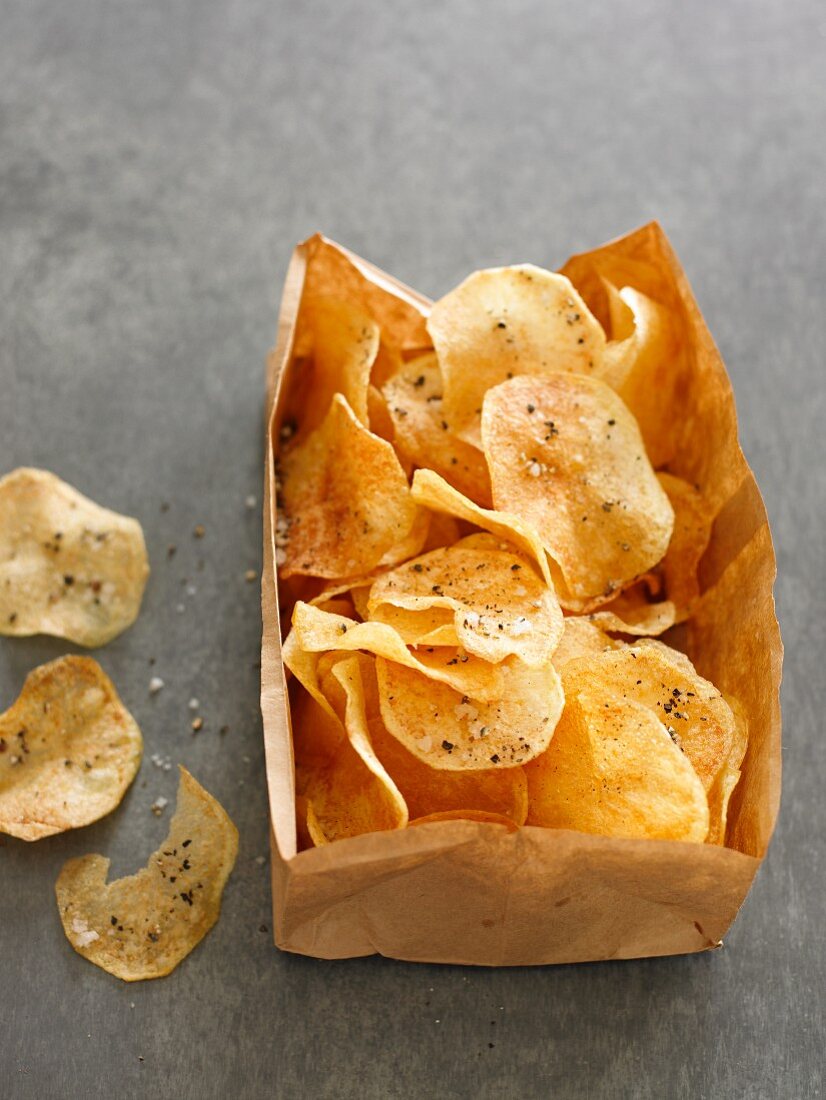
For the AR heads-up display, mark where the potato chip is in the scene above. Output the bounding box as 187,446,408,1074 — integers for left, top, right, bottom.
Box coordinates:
382,354,492,505
293,656,407,843
427,265,606,444
0,656,142,841
585,584,676,636
376,654,564,771
377,506,431,569
657,473,713,622
55,767,238,981
409,810,519,830
421,510,464,553
481,374,674,601
600,284,683,467
295,296,379,434
551,616,623,672
410,469,553,589
277,394,419,579
526,690,709,842
368,604,457,647
0,468,149,647
290,601,506,700
564,640,743,843
367,538,563,667
322,653,528,823
366,383,398,446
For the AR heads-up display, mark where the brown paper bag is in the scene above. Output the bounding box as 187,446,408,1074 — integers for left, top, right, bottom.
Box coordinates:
260,224,782,965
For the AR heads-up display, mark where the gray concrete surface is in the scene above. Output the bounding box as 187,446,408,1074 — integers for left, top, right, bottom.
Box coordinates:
1,1,823,1097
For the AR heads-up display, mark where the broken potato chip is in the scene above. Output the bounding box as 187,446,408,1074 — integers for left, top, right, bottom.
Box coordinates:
56,767,238,981
0,468,149,646
0,656,142,841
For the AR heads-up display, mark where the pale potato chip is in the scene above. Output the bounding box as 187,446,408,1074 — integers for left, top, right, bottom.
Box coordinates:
382,354,492,505
427,265,606,444
321,653,528,824
55,767,238,981
409,810,519,830
657,473,713,622
296,296,379,434
564,640,743,844
481,374,674,601
367,538,563,668
292,656,407,843
277,394,419,579
368,603,457,647
290,601,506,700
376,654,564,771
600,284,683,467
0,656,142,841
410,469,553,589
377,506,431,568
526,690,709,842
551,616,623,672
0,468,149,647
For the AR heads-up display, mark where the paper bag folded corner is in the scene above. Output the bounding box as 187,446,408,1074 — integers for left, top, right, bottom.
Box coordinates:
260,223,782,966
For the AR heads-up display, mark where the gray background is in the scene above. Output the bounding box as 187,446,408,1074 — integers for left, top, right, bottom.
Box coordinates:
1,1,823,1097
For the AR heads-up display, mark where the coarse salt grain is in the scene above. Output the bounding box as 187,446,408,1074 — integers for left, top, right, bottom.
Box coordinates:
188,698,199,711
418,735,433,753
454,703,479,722
527,461,542,478
510,617,532,636
245,495,256,510
148,677,164,695
151,796,168,816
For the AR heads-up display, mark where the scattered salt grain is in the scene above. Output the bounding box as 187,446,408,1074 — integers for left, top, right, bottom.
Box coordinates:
188,698,199,711
245,495,257,510
151,796,168,816
148,677,165,695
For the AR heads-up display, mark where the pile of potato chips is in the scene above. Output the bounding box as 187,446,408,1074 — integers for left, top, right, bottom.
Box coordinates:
277,259,747,848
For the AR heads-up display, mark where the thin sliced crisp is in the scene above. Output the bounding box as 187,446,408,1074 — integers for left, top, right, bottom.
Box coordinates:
369,603,457,647
427,265,606,444
382,354,492,505
409,810,519,830
410,469,553,589
321,653,528,824
377,506,431,568
600,283,682,467
564,640,743,844
376,655,564,771
0,468,149,646
657,473,713,622
526,690,709,842
551,617,623,672
586,584,676,636
367,538,563,668
293,656,407,844
296,296,379,434
277,394,419,579
55,767,238,981
290,601,506,700
481,374,674,601
0,656,142,841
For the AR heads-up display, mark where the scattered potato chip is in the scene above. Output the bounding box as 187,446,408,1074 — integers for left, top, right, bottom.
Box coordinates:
600,283,683,467
563,640,743,843
376,654,564,771
368,538,563,667
427,265,606,444
526,690,709,842
277,394,419,579
0,656,142,841
322,653,528,824
296,296,379,434
481,374,674,601
0,468,149,647
551,617,623,672
292,656,407,843
410,469,553,588
382,354,492,505
290,601,507,700
657,473,713,622
409,809,519,830
55,767,238,981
